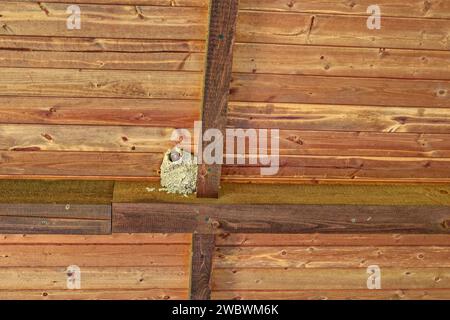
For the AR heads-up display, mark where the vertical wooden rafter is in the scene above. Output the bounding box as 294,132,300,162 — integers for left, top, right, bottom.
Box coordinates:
196,0,240,198
189,234,216,300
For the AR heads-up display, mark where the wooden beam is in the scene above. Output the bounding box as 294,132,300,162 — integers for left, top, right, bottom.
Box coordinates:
197,0,239,198
0,204,111,234
190,234,215,300
112,203,450,234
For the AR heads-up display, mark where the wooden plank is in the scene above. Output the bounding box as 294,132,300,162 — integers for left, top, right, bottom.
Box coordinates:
0,203,111,234
227,102,450,134
0,125,185,153
214,246,450,268
0,204,110,220
223,155,450,180
112,203,450,234
190,234,215,300
0,151,160,177
0,36,205,52
212,268,450,290
239,0,450,19
196,0,239,198
0,244,190,267
15,0,207,7
0,68,201,99
212,289,450,300
233,43,450,80
0,2,207,39
0,233,192,244
0,288,189,300
0,50,204,71
113,182,450,206
0,180,114,204
216,234,450,247
229,74,450,108
237,11,450,50
0,266,187,290
0,97,199,127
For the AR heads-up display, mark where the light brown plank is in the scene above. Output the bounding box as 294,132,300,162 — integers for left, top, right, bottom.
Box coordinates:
239,0,450,19
0,2,207,39
212,268,450,290
223,155,450,180
0,233,192,244
229,74,450,108
0,244,190,267
0,267,188,290
0,97,199,127
0,50,204,71
233,43,450,80
214,246,450,268
237,11,450,50
0,36,205,52
0,288,189,300
227,130,450,158
0,151,160,177
212,289,450,300
0,68,201,99
216,234,450,247
0,125,184,153
227,102,450,133
16,0,207,6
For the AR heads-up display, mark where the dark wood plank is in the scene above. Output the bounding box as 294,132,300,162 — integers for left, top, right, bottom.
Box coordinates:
190,234,215,300
0,204,111,234
112,203,450,234
196,0,239,198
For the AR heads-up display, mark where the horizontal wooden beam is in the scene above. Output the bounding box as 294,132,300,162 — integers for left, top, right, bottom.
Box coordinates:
112,203,450,234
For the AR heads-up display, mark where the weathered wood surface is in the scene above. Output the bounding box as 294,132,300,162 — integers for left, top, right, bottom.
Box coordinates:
0,97,199,127
0,125,184,153
239,0,450,19
229,74,450,108
190,234,215,300
196,0,239,198
0,233,192,300
0,289,188,300
227,102,450,133
0,2,207,39
214,246,450,268
236,11,450,50
112,203,450,234
233,43,450,80
212,289,450,300
216,234,450,247
0,68,201,99
16,0,207,6
0,204,111,234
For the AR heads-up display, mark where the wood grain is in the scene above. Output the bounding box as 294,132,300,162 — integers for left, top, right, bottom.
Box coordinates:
239,0,450,19
0,97,199,127
0,68,201,99
112,203,450,234
229,74,450,108
0,203,111,234
237,11,450,50
0,288,188,300
0,2,207,39
0,151,161,177
212,289,450,300
190,234,215,300
214,246,450,268
233,43,450,80
0,266,188,290
216,234,450,247
0,125,185,153
196,0,239,198
227,102,450,133
212,268,450,290
15,0,207,7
